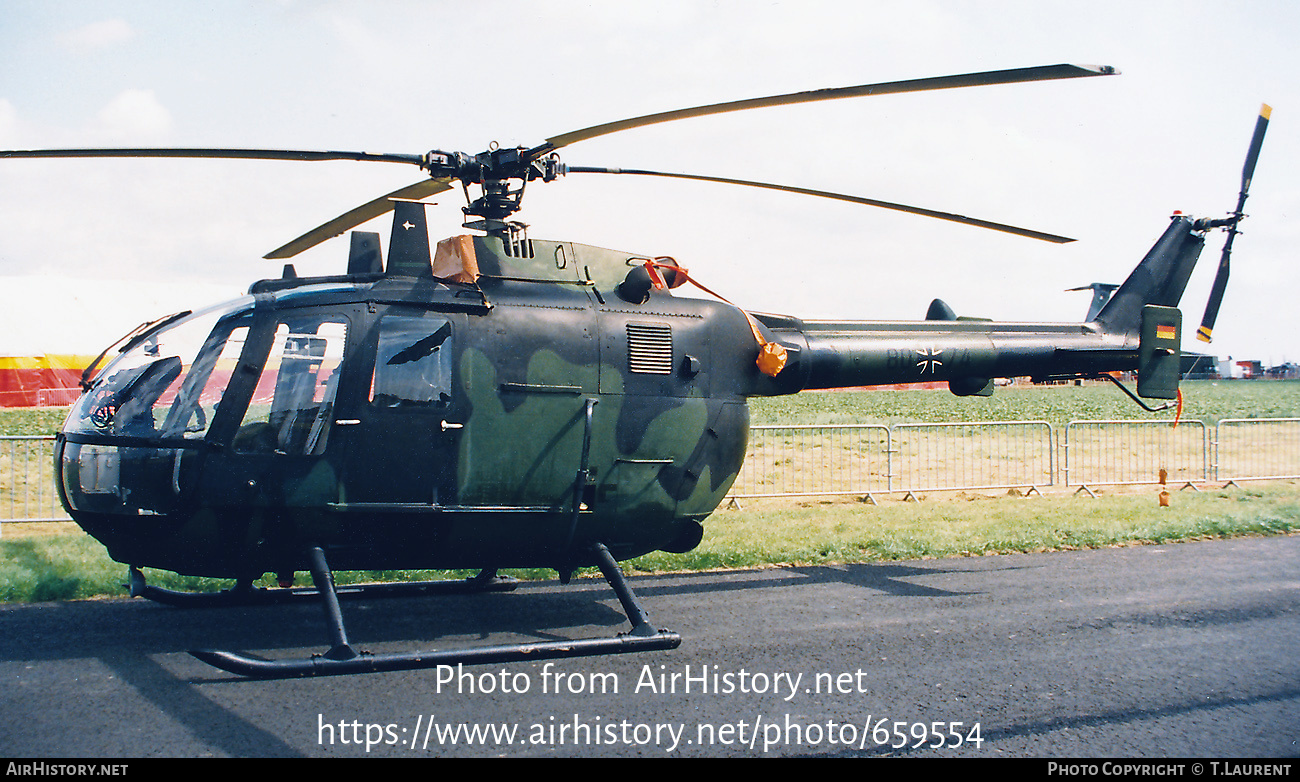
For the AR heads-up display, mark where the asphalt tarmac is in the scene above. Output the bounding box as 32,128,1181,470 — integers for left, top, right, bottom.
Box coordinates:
1,535,1297,758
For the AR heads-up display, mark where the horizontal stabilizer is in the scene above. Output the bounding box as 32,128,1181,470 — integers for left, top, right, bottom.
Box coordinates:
1067,283,1120,322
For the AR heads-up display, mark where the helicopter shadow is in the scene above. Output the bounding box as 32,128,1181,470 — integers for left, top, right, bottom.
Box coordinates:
0,558,1014,667
0,554,1051,692
625,557,1030,601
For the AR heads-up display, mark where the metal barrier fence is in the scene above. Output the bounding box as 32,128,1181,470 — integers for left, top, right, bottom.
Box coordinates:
1215,418,1300,483
736,424,891,499
1,436,66,523
2,419,1297,520
892,421,1054,497
1063,420,1209,490
731,418,1295,501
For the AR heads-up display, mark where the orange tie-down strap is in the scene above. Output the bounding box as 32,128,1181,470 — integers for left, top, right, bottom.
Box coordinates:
644,258,788,378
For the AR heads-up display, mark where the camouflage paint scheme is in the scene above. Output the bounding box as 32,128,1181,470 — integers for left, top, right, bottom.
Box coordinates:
55,215,1200,581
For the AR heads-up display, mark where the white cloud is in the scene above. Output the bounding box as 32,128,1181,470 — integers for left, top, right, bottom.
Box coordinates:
57,19,135,52
93,89,173,141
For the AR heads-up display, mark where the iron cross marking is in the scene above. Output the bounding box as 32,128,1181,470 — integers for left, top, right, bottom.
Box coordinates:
916,347,943,374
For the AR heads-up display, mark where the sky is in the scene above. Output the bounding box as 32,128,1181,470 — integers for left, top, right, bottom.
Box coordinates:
1,0,1296,367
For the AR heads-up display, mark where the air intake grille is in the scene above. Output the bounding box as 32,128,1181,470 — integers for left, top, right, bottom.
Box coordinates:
627,322,673,374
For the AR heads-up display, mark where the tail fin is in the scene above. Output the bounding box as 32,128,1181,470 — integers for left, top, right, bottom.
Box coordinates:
1093,215,1205,336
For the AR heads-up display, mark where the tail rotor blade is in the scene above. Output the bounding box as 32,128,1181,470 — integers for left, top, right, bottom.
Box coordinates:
1197,104,1270,343
1240,104,1271,199
1197,248,1231,343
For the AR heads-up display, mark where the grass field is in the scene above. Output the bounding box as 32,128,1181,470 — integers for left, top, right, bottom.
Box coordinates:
2,379,1298,603
0,407,70,437
750,378,1300,428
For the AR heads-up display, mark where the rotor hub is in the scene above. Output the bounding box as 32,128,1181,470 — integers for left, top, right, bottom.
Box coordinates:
422,146,564,226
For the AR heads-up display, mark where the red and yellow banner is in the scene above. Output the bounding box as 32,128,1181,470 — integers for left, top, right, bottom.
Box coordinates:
0,354,95,408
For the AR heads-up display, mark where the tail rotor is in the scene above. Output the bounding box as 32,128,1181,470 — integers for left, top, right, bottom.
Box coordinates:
1195,103,1271,343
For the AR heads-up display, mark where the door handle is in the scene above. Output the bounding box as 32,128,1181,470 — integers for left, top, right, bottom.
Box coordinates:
441,420,464,431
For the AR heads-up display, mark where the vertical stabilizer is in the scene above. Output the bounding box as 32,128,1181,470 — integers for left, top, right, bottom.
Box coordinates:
1093,216,1204,336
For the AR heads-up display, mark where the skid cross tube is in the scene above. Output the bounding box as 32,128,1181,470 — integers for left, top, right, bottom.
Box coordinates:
188,543,679,678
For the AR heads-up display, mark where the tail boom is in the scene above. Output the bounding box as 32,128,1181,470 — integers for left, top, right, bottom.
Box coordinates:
745,216,1206,400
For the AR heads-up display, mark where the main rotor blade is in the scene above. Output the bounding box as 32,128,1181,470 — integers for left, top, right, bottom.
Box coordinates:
0,146,445,259
0,147,427,165
566,166,1076,243
534,64,1117,156
264,178,453,259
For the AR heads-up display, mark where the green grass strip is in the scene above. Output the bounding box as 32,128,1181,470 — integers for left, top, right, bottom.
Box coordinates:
2,483,1296,603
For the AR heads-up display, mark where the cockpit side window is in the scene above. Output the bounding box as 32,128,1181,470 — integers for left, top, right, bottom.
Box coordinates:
233,317,348,455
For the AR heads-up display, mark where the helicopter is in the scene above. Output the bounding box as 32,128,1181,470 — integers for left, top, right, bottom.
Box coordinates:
0,64,1269,677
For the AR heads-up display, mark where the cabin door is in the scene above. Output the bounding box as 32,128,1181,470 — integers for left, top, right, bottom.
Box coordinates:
337,309,467,506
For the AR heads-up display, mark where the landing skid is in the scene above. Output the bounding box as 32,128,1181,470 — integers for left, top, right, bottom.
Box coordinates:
182,543,680,678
